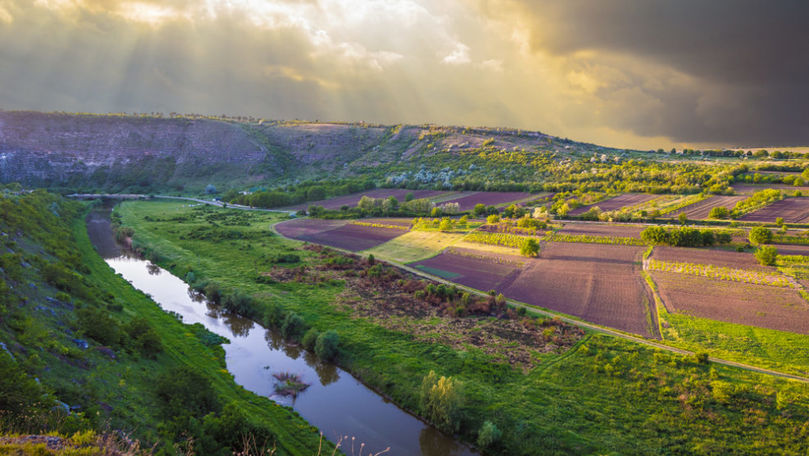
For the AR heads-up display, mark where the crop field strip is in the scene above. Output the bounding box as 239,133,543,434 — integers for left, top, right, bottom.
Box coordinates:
651,246,772,271
567,193,658,216
663,195,748,219
557,222,644,238
646,259,793,287
650,270,809,335
439,191,535,211
739,198,809,223
276,218,406,251
732,183,809,195
281,188,448,211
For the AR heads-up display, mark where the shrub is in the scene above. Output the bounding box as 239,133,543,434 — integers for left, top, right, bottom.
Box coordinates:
486,214,500,224
755,245,778,266
204,282,223,304
302,328,320,351
125,317,162,357
155,366,219,419
520,238,540,257
749,227,773,246
419,371,462,433
708,207,729,219
281,312,306,340
315,330,339,361
477,420,502,448
77,307,122,346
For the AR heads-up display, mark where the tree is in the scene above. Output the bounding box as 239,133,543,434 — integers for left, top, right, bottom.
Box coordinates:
776,217,785,227
477,420,502,448
457,215,469,228
405,192,415,202
438,218,453,231
678,212,688,224
281,312,306,340
749,226,773,246
419,371,462,433
641,226,668,245
205,184,217,194
382,196,399,213
315,330,339,361
708,206,729,219
302,328,319,351
520,238,540,257
472,203,487,217
486,214,500,224
755,245,777,266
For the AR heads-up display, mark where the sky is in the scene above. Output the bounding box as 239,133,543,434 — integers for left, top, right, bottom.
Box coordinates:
1,0,807,150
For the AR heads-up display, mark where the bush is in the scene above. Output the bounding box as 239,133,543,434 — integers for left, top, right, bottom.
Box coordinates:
708,206,729,219
520,238,540,257
314,330,339,361
281,312,306,340
419,370,462,433
486,214,500,224
302,328,320,351
477,420,502,448
749,227,773,246
125,317,162,357
77,307,122,346
755,245,778,266
155,366,219,419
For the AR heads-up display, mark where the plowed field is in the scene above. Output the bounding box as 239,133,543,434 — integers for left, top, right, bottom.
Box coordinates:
568,193,657,216
557,222,644,238
739,198,809,223
283,189,447,211
442,191,534,211
664,195,747,220
651,246,772,272
276,218,405,251
652,271,809,334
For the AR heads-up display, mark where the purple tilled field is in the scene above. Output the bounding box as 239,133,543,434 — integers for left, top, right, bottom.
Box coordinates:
664,195,747,220
739,198,809,223
410,242,655,337
557,222,644,239
567,194,657,216
441,191,535,211
282,189,448,211
276,218,405,251
732,183,809,195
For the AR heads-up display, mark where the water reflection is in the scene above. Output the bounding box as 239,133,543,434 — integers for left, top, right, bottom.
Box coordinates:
87,209,476,456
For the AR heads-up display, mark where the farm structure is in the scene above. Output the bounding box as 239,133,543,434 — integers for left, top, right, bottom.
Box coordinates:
663,195,747,220
282,189,447,211
276,218,405,251
739,198,809,223
568,193,658,216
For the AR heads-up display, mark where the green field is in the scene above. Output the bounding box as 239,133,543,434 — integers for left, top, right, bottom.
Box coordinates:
115,199,809,455
364,230,466,263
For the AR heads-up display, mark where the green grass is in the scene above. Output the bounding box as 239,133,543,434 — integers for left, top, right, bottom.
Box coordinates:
364,230,465,263
117,200,809,455
411,265,461,279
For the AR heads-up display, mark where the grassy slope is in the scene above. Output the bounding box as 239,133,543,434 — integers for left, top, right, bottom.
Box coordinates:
119,200,809,455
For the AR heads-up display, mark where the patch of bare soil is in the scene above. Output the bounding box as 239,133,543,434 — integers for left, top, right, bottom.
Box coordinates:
265,244,585,370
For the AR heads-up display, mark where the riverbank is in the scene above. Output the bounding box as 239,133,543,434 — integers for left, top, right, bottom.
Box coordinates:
116,199,809,455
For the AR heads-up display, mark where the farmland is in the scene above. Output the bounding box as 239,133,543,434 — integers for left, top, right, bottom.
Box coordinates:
557,222,644,238
664,195,747,219
282,188,448,211
440,191,535,211
651,271,809,334
276,217,405,251
113,199,809,455
651,246,771,271
568,193,658,216
739,198,809,223
732,183,809,196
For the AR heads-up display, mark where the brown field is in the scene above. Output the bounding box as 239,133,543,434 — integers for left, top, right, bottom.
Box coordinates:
360,218,414,228
276,218,404,251
651,246,771,271
739,198,809,223
568,193,657,216
732,183,809,195
282,189,447,211
414,242,655,336
410,248,524,292
652,271,809,334
501,242,654,337
774,244,809,256
557,222,644,238
442,191,534,211
664,195,747,219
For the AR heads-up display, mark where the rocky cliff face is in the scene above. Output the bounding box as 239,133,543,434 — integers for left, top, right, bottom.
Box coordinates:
0,111,604,191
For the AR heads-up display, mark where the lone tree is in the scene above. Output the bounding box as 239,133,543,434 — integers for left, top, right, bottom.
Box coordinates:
749,226,773,246
520,238,540,257
708,206,729,219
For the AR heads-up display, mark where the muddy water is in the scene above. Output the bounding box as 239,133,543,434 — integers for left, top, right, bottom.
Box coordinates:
85,209,475,456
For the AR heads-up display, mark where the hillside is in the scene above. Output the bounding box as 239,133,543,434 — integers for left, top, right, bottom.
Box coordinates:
0,111,628,192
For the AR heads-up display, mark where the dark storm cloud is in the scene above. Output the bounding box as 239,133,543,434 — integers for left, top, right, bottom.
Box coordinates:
495,0,809,146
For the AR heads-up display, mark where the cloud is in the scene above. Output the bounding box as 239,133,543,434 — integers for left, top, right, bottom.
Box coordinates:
442,42,470,65
477,0,809,146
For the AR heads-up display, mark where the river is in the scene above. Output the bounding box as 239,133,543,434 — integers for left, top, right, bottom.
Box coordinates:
85,209,475,456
